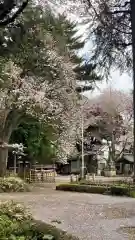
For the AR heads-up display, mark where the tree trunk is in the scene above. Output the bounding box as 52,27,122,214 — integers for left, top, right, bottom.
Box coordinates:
0,147,8,177
130,0,135,181
0,110,21,177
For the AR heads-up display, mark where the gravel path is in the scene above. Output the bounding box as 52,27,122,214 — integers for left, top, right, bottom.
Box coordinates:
0,188,135,240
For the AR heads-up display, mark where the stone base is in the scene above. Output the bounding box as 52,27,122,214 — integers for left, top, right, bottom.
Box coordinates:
97,169,101,176
104,170,116,177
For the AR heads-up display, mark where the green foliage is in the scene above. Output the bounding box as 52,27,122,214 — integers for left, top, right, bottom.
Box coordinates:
10,117,58,164
33,220,79,240
0,200,32,221
83,0,132,77
0,177,30,192
56,182,135,197
56,183,108,194
0,201,34,240
129,190,135,198
0,201,78,240
110,186,129,196
110,185,135,197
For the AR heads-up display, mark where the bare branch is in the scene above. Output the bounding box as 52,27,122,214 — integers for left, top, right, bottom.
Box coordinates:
108,10,131,15
114,28,132,35
0,0,29,26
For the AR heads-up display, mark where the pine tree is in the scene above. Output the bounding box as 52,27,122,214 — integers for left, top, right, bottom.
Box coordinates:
82,0,133,76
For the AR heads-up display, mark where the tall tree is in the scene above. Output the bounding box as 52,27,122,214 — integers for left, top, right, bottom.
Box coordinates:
81,0,132,76
41,9,101,90
84,88,133,166
0,4,80,176
82,0,135,177
10,117,58,164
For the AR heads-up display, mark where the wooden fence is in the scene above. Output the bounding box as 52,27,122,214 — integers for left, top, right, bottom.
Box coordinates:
7,168,56,183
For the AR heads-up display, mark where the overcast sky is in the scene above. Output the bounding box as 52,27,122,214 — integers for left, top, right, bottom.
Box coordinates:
76,25,133,98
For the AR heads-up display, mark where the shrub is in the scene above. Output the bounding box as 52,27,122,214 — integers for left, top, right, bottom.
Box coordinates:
129,190,135,198
78,180,110,187
110,186,130,196
33,220,79,240
56,184,108,194
0,177,30,192
0,201,79,240
0,200,32,221
0,201,34,239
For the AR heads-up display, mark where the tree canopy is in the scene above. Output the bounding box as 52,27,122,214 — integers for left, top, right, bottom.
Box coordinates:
82,0,132,76
83,88,133,162
10,117,58,164
0,3,82,175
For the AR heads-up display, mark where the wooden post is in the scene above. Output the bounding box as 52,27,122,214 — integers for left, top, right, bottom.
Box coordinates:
14,154,17,174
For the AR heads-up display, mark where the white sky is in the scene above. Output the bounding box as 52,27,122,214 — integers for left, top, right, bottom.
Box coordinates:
84,70,133,98
76,25,133,98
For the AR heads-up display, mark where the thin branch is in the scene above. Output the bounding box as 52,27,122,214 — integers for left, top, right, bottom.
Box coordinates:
0,0,29,26
113,1,130,8
114,137,129,161
108,10,131,15
113,41,132,47
114,28,132,35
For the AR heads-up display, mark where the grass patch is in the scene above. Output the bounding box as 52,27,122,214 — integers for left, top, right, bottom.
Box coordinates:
56,183,109,194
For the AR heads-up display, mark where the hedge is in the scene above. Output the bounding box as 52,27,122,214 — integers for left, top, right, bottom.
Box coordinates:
56,183,135,198
56,184,109,194
110,186,135,197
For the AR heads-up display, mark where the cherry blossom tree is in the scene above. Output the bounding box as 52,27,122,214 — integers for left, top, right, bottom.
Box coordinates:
0,2,101,175
0,44,80,175
0,3,83,176
83,88,133,166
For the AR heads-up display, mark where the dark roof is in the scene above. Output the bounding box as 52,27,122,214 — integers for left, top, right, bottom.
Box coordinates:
123,154,134,163
117,154,134,163
68,150,97,162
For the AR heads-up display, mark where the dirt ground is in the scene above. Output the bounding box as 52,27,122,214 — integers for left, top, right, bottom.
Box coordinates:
0,186,135,240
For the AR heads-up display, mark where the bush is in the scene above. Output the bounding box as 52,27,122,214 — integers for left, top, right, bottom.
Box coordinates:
128,190,135,198
0,200,32,221
33,220,79,240
0,177,30,192
0,200,78,240
56,184,108,194
110,186,130,196
78,179,110,187
0,201,34,239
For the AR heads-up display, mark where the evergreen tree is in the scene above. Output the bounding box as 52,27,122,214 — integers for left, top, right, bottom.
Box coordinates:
10,117,58,164
82,0,133,76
